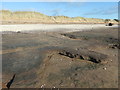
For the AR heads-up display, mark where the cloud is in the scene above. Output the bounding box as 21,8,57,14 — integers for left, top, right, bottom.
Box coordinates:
50,9,61,16
84,5,118,15
66,2,86,7
42,9,61,16
46,8,72,16
102,6,118,15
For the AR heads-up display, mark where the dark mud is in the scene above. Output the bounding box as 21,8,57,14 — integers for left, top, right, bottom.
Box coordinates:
58,47,107,63
2,27,118,88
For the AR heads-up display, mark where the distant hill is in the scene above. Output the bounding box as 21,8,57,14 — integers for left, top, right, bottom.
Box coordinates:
0,10,118,24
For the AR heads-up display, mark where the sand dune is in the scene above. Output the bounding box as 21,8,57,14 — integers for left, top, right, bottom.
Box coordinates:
1,10,118,24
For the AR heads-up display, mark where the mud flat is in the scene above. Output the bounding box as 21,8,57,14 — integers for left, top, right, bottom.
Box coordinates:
1,25,118,88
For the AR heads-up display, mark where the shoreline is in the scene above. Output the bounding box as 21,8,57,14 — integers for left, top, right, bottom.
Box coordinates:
1,24,118,33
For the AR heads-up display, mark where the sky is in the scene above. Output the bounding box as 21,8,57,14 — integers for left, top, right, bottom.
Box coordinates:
1,2,118,19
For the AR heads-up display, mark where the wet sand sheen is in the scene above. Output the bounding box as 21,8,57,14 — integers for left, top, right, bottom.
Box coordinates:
2,26,118,88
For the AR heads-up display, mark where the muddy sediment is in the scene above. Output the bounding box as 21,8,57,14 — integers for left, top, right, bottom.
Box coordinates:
58,47,107,63
2,27,118,88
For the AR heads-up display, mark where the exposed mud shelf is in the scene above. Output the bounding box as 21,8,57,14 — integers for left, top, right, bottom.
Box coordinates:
58,48,107,63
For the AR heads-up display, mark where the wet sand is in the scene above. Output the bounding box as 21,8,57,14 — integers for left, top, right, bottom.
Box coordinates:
1,25,118,88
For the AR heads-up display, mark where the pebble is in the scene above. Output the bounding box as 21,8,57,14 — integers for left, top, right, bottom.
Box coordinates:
103,67,107,70
41,85,44,88
41,84,45,88
75,48,79,50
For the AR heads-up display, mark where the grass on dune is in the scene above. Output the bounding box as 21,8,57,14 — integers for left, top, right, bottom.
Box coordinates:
0,10,118,24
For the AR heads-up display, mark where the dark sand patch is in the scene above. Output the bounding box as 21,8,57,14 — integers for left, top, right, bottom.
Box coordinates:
2,27,118,88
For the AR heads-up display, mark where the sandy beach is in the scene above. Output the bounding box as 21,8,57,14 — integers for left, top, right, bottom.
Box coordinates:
1,24,119,88
1,24,118,33
1,1,119,89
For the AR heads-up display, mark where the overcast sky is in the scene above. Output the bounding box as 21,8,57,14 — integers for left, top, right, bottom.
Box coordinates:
2,2,118,19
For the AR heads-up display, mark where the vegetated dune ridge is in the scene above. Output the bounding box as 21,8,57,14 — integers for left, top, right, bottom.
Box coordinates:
0,10,118,24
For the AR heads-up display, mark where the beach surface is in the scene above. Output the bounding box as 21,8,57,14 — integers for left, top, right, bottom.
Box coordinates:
1,24,118,32
1,24,118,88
